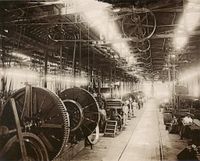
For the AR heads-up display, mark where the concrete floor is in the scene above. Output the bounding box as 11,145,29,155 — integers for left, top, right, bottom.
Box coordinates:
70,99,187,161
71,104,144,161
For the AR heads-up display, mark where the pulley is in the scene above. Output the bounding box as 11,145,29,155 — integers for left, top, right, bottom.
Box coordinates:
122,8,156,42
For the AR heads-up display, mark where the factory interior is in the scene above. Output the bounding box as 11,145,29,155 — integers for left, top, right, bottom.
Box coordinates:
1,0,200,161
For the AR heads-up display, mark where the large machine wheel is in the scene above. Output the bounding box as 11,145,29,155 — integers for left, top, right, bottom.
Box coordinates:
62,99,83,132
0,132,49,161
59,87,100,137
87,124,100,145
0,86,70,160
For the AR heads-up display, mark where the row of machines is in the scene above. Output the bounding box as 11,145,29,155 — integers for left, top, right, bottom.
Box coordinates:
0,83,141,161
162,95,200,161
0,85,100,161
0,77,142,161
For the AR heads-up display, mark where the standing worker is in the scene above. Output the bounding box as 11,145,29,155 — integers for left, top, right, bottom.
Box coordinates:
132,99,138,117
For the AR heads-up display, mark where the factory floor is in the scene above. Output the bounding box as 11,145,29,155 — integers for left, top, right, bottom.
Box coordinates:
71,99,187,161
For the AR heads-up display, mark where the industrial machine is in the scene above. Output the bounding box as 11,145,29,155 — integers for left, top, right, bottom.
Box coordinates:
0,85,100,161
59,87,100,143
104,99,126,137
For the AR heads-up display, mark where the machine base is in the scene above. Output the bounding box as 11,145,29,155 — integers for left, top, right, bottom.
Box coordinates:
54,140,85,161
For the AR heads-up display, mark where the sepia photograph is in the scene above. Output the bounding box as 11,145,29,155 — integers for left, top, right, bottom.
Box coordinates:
0,0,200,161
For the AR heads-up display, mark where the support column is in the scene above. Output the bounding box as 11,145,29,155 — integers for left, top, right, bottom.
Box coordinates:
110,66,113,98
101,68,104,88
172,64,176,109
44,51,48,88
59,44,63,90
72,40,77,87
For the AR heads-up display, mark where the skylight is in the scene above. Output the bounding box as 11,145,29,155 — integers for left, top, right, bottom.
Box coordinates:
173,0,200,50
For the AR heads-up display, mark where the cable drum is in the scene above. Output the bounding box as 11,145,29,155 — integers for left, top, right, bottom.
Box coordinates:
59,87,100,138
